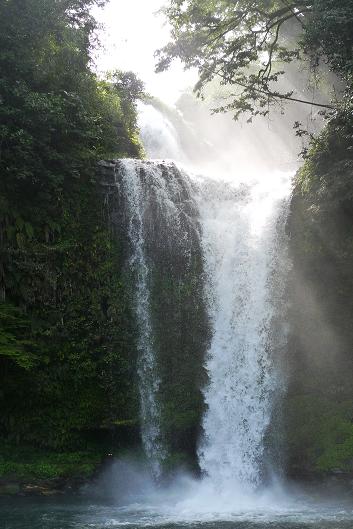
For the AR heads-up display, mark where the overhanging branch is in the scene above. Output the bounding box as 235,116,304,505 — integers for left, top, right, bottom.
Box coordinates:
199,64,335,110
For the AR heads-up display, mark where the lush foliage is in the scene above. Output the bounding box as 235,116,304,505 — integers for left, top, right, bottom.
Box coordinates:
303,0,353,78
0,0,142,460
158,0,348,118
0,0,141,242
285,109,353,474
285,397,353,474
0,441,103,480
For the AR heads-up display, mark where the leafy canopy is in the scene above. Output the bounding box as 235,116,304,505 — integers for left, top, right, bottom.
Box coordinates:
157,0,350,119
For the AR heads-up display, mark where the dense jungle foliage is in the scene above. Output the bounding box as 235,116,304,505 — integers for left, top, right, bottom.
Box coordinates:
286,106,353,474
0,0,144,478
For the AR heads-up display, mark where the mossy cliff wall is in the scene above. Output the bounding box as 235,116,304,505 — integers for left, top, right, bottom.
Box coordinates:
285,112,353,478
0,177,140,453
0,156,209,481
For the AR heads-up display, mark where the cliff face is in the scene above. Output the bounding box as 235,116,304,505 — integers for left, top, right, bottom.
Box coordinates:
0,0,144,474
0,156,209,477
285,113,353,477
0,174,140,453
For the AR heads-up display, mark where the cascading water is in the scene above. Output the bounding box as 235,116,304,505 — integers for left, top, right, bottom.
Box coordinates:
196,174,291,491
116,157,203,478
118,159,165,479
114,102,292,492
138,103,187,162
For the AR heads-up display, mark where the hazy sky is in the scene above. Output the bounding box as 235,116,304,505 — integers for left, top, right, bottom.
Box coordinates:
93,0,197,104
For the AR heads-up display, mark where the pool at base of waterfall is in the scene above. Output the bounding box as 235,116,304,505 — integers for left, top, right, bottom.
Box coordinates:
2,500,353,529
3,485,353,529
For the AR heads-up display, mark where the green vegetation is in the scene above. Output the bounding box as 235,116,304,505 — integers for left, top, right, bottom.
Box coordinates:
283,1,353,477
0,442,103,480
285,397,353,475
150,256,209,472
157,0,339,119
285,112,353,474
0,0,143,477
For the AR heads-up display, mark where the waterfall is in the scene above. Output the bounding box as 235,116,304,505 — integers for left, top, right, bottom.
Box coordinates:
137,103,186,162
112,103,292,489
115,158,203,478
118,159,165,479
196,174,291,490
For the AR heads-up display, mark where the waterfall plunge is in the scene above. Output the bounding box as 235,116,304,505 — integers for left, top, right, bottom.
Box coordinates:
197,174,291,490
116,103,292,491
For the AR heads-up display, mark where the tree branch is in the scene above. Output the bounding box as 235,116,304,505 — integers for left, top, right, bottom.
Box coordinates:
200,64,335,110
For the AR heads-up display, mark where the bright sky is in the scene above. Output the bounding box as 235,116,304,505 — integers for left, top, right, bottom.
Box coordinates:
93,0,197,105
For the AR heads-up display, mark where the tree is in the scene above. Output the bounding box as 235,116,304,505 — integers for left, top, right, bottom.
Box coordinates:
302,0,353,78
0,0,143,242
0,0,142,450
156,0,343,119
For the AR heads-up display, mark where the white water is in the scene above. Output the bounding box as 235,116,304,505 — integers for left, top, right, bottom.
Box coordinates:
138,103,186,162
89,456,353,526
197,173,291,490
118,160,166,479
